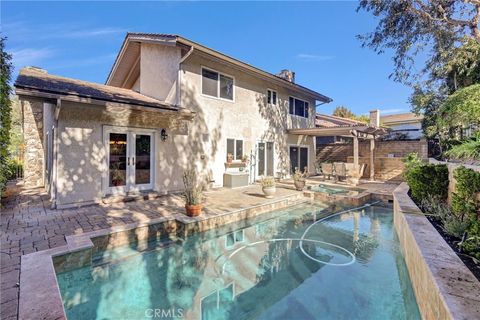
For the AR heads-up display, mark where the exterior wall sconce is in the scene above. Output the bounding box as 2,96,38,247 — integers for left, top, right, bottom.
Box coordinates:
161,129,168,142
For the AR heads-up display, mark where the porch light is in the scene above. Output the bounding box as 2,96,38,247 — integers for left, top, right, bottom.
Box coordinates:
161,129,168,142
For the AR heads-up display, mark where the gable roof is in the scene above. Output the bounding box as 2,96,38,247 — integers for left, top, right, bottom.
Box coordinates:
15,67,182,112
315,113,366,128
107,32,332,103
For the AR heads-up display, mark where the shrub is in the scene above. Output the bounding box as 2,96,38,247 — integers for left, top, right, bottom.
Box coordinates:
451,166,480,221
405,163,449,202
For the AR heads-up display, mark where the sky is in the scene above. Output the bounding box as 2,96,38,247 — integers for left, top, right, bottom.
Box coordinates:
1,1,414,116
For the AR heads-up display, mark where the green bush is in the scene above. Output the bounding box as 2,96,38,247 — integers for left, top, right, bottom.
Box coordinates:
451,166,480,221
404,162,449,202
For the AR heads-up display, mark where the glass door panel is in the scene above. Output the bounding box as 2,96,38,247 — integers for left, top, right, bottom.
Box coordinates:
258,142,266,176
266,142,274,176
108,133,128,187
289,146,298,174
300,147,308,173
135,134,151,185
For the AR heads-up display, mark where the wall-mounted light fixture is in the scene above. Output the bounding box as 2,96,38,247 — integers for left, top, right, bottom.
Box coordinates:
161,129,168,142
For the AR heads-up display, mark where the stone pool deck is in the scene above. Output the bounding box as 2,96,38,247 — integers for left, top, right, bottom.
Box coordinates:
0,181,301,320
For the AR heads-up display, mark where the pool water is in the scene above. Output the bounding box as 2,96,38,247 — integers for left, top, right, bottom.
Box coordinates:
57,203,420,320
309,184,365,196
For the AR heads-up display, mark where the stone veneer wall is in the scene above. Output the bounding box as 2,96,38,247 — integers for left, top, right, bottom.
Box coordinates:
393,183,480,319
21,97,44,188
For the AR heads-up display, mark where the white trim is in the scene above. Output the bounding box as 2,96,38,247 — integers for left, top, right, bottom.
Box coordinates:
266,88,278,106
226,137,245,161
288,95,310,118
103,125,156,195
200,66,235,103
255,140,275,179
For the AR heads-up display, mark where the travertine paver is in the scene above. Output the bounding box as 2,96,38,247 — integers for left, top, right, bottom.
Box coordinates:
0,181,300,320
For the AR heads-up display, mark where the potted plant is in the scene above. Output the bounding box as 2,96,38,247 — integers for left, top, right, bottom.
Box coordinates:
183,169,203,217
227,153,234,164
241,155,248,163
293,167,307,191
261,176,276,198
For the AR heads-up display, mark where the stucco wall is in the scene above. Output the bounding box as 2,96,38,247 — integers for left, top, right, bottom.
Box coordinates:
55,102,188,206
140,43,181,104
179,53,317,185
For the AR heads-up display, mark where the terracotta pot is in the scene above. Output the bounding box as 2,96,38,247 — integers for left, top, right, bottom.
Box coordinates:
294,179,306,191
262,186,276,199
185,204,202,217
227,154,233,163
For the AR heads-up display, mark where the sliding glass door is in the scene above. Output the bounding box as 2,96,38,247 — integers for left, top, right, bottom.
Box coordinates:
105,127,154,194
289,146,308,174
257,141,274,178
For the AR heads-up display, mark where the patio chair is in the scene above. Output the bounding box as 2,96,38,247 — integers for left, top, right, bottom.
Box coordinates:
320,163,334,180
333,162,347,181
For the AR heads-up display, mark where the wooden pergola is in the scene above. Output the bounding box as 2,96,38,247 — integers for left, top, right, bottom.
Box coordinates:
289,125,389,180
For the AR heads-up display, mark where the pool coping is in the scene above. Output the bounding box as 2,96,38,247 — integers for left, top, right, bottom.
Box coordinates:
393,183,480,320
18,192,305,320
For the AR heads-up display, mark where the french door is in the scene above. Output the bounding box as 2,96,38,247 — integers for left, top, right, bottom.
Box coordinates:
257,141,274,178
289,146,308,174
105,127,155,195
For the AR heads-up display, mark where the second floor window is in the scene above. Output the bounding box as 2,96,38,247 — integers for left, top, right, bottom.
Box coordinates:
267,89,277,105
289,97,309,118
202,67,234,101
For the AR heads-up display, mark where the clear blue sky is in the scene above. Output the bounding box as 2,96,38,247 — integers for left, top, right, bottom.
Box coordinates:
1,1,413,116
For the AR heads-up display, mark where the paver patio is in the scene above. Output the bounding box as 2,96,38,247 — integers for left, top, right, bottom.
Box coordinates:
0,181,300,320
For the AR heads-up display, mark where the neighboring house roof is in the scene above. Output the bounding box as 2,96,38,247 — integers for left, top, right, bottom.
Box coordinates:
15,67,183,112
107,32,332,103
380,112,423,125
315,113,366,128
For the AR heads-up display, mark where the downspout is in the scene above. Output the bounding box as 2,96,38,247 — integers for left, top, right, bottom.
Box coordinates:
51,98,61,209
177,46,194,107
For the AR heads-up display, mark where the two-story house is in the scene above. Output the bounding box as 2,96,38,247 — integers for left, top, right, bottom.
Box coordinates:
15,33,331,208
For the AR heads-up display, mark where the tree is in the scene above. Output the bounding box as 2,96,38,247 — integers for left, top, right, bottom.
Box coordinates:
437,84,480,138
332,106,370,123
333,106,356,119
0,36,13,192
358,0,480,86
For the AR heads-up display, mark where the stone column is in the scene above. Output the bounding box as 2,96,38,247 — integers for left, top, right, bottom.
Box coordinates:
353,134,359,169
370,138,375,180
21,98,44,188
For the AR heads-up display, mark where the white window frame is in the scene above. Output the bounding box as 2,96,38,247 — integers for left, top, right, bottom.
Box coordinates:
225,230,245,249
103,125,156,195
267,89,278,106
201,66,235,102
226,138,244,161
289,96,310,118
255,140,275,179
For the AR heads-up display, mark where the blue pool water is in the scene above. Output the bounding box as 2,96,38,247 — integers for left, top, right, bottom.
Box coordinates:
57,203,420,319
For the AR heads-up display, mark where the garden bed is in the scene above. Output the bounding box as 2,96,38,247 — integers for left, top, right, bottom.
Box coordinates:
426,215,480,281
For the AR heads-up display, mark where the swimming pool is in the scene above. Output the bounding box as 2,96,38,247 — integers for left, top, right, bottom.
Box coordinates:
57,203,420,319
309,184,365,196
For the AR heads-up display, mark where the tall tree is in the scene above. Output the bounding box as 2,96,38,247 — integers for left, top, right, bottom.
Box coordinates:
332,106,356,119
358,0,480,86
0,36,13,191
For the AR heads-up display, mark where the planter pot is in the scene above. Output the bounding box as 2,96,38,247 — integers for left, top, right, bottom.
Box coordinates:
262,186,276,199
294,179,306,191
185,204,202,217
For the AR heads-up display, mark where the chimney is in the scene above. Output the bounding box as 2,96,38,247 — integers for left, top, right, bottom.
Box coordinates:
369,109,380,127
277,69,295,83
